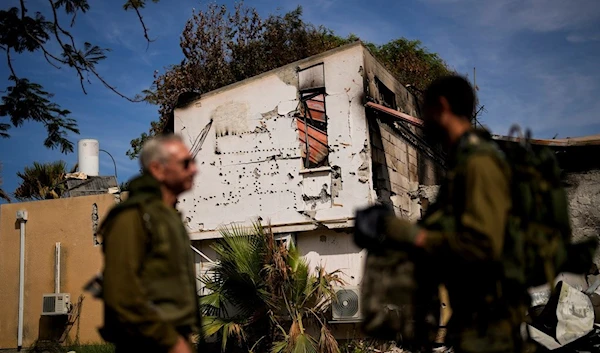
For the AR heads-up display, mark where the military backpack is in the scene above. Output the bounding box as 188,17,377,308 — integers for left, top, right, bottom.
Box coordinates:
456,126,597,316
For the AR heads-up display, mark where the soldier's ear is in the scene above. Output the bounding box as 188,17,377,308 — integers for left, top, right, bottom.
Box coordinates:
148,160,166,182
439,97,451,115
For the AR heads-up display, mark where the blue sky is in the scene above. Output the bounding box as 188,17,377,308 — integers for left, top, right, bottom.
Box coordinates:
1,0,600,201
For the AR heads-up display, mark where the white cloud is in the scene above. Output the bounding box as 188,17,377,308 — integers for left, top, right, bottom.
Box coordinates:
421,0,600,34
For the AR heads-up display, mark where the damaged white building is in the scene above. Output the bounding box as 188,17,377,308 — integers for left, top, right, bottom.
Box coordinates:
172,41,445,318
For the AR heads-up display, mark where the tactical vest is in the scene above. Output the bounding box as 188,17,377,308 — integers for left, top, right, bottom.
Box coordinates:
98,176,201,343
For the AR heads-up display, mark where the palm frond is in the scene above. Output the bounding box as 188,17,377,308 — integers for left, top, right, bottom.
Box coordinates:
200,290,228,317
291,333,318,353
272,339,289,353
318,325,339,353
201,316,247,352
0,188,11,202
249,335,267,353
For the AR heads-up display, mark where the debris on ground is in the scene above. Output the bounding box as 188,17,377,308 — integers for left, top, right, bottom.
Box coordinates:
528,271,600,352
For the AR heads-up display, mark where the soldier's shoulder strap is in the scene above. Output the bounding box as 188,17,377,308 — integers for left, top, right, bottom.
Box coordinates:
97,194,158,246
455,130,511,178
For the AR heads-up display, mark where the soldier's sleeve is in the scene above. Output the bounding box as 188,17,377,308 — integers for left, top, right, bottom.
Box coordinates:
102,208,180,350
424,154,511,261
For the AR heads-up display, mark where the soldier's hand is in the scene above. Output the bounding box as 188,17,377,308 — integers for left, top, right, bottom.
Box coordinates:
169,336,193,353
353,204,393,249
385,217,424,248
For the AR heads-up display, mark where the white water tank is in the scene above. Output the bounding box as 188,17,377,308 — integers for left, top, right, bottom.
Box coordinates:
78,139,99,176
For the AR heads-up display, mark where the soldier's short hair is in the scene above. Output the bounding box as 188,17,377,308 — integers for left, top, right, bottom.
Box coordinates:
139,134,185,172
423,75,476,121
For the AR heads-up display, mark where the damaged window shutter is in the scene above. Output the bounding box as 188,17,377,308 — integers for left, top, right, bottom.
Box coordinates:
297,63,329,168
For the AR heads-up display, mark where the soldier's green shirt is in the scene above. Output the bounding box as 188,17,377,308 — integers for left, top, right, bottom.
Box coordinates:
391,129,516,352
424,153,511,262
99,174,200,351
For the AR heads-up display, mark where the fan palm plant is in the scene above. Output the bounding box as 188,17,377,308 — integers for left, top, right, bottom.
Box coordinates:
200,223,272,352
13,160,76,201
0,163,10,202
200,223,343,353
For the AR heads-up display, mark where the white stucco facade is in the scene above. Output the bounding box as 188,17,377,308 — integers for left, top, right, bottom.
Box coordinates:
175,43,375,240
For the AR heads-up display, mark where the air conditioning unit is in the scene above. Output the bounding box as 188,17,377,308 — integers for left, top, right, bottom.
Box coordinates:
42,293,71,315
331,286,362,322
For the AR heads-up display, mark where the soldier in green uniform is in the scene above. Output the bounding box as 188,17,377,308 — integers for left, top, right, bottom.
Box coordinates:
98,135,201,353
355,75,519,353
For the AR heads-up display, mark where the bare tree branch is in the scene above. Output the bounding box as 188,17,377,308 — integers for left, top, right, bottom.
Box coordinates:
50,1,78,50
133,5,156,50
5,47,17,78
47,0,88,93
91,70,143,102
42,51,62,69
45,0,142,101
123,0,158,50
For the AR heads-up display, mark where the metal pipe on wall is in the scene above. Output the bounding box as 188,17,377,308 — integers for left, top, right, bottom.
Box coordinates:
190,245,214,263
16,210,28,351
55,242,61,293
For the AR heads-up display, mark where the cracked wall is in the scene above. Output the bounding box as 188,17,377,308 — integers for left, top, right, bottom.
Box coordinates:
174,44,372,237
370,119,424,220
565,170,600,266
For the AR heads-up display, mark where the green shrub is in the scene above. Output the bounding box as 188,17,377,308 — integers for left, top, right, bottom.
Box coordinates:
65,343,115,353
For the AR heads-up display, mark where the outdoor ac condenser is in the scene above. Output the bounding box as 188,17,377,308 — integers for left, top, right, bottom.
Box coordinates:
332,286,362,321
41,293,71,315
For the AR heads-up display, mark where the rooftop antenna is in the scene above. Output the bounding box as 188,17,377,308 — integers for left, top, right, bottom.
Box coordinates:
472,67,484,128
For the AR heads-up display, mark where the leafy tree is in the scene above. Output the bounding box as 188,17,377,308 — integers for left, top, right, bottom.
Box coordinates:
365,39,451,96
1,0,160,153
13,160,76,200
201,223,343,353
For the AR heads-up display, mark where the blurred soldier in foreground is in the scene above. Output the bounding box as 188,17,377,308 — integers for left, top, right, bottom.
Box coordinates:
355,75,519,353
98,134,200,353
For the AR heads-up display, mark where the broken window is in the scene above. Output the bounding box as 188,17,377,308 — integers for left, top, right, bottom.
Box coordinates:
375,76,397,110
297,63,329,169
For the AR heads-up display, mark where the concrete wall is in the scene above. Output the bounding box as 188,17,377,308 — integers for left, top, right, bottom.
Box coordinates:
565,170,600,266
175,43,374,240
0,194,119,349
362,49,442,221
369,119,422,220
